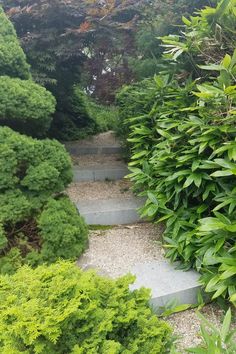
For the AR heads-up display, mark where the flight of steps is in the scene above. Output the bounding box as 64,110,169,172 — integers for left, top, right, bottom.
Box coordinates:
65,134,202,311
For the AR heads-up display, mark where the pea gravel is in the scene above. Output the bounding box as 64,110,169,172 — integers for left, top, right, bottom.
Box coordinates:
71,153,123,166
67,179,133,202
66,130,120,147
167,303,236,351
77,223,165,278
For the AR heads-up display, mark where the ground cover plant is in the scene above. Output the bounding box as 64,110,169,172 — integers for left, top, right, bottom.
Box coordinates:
0,261,173,353
119,0,236,304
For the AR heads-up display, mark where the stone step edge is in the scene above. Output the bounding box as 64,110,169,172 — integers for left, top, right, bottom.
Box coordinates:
65,145,124,155
73,165,129,182
130,261,202,313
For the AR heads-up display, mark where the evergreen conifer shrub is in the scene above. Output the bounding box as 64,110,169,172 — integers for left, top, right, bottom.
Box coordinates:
0,6,56,136
0,261,172,353
0,127,88,273
0,76,56,135
0,6,30,79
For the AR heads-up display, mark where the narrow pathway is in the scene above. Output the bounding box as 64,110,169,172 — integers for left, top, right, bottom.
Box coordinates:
65,131,231,350
66,132,163,273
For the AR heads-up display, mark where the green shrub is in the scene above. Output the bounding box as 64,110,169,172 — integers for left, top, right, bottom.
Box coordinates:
37,197,88,264
0,76,56,136
125,0,236,304
50,85,97,140
0,261,172,353
0,127,88,273
0,7,56,136
0,6,30,80
116,78,157,131
88,99,119,132
116,79,157,156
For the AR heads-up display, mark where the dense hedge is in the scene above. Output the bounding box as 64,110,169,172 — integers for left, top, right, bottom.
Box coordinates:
0,76,56,135
0,127,88,274
121,0,236,304
0,261,172,353
0,6,30,79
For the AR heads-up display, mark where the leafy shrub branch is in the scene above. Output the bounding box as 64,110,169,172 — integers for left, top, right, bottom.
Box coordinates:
118,0,236,304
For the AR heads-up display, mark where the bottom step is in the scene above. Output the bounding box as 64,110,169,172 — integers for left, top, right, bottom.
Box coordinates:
77,198,144,225
130,261,201,312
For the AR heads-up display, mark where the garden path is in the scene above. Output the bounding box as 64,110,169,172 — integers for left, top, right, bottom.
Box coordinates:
65,131,227,350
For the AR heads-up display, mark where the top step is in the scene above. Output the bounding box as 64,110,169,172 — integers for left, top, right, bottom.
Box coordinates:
64,131,123,155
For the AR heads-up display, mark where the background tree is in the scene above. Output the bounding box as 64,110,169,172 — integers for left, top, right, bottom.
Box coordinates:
1,0,214,138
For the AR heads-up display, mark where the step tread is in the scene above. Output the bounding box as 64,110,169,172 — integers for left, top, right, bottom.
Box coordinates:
130,260,201,309
66,145,123,155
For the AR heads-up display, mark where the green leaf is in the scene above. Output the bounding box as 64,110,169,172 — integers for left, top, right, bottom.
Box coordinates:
198,64,222,71
182,16,191,26
211,170,233,177
222,54,231,69
198,218,225,232
192,160,200,172
131,150,148,159
221,309,231,342
230,293,236,302
212,285,227,299
183,175,194,188
147,192,158,205
219,267,236,280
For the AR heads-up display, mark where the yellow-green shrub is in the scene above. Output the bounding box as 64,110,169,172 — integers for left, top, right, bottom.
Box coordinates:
0,261,172,353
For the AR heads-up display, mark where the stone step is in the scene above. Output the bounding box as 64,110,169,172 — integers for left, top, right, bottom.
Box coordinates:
77,198,144,225
65,144,123,156
130,261,201,313
73,165,129,182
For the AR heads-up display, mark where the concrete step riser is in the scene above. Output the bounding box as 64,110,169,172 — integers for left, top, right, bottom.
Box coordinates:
76,198,144,225
73,167,129,182
78,208,141,225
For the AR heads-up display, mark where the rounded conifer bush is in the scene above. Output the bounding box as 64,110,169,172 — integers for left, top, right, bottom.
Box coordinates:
0,6,56,136
0,261,172,353
0,76,56,135
0,127,88,274
0,6,30,79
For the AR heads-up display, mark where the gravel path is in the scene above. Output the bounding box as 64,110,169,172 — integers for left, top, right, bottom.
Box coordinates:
67,179,133,201
77,223,164,277
77,222,236,350
71,153,123,167
67,131,120,147
167,303,236,351
67,131,236,351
